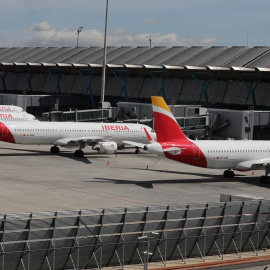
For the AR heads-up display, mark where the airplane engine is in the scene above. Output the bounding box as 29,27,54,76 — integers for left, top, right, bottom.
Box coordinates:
93,142,118,154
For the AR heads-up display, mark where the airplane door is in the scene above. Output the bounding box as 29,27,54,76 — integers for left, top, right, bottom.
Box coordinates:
193,144,200,159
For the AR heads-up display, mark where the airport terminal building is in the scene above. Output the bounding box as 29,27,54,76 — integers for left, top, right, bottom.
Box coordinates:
0,46,270,111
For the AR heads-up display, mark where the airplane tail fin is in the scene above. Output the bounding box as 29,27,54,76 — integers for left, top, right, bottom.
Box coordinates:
151,96,188,143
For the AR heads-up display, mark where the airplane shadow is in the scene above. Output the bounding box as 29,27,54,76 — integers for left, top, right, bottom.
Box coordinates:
0,146,93,164
114,150,149,155
90,167,270,189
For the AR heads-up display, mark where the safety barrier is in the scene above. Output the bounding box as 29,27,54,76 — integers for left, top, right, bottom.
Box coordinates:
0,200,269,269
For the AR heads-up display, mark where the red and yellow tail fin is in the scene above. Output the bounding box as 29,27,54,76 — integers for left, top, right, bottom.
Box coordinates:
151,96,188,143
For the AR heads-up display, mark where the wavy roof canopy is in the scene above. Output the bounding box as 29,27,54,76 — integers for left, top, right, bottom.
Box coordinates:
0,46,269,67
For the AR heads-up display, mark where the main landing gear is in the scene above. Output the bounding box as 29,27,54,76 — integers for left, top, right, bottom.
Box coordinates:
135,147,140,154
260,166,270,184
50,141,86,157
223,170,235,178
223,166,270,184
74,141,86,157
74,149,84,157
50,146,59,154
259,176,270,184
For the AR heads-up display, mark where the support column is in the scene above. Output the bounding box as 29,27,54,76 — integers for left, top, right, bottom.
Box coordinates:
231,68,261,109
112,70,130,102
0,72,7,92
148,70,169,102
184,67,213,105
46,67,62,95
19,68,33,94
76,68,96,109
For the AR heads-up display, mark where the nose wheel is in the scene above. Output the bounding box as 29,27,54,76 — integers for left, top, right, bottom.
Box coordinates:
223,170,234,178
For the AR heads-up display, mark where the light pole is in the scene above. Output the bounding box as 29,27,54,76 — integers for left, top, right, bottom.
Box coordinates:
76,26,83,47
100,0,109,104
147,35,152,48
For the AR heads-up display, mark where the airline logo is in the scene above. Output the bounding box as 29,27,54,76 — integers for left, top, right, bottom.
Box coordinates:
0,114,13,118
0,107,11,111
102,125,130,131
151,96,187,142
151,96,208,168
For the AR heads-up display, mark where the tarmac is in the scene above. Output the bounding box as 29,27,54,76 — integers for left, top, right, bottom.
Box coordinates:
0,141,269,215
1,141,270,269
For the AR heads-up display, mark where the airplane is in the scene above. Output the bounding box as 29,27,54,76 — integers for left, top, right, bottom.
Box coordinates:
0,112,38,121
0,105,23,112
0,121,156,157
123,96,270,184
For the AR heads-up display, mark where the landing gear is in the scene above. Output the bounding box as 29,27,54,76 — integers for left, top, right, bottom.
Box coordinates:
260,165,270,184
135,148,140,154
260,176,268,184
223,170,234,178
50,146,59,154
74,149,84,157
74,141,85,157
259,176,270,184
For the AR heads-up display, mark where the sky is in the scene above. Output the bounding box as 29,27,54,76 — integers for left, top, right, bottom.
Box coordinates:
0,0,270,48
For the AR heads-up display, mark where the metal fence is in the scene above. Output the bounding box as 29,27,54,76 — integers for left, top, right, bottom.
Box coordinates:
0,200,270,269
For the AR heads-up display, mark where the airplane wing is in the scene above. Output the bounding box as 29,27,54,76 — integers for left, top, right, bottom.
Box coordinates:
122,140,146,149
121,128,155,149
235,158,270,170
53,136,104,146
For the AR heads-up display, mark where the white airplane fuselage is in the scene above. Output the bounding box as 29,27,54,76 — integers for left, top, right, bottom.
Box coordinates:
130,96,270,181
145,138,270,171
0,121,154,147
0,105,23,113
158,139,270,170
0,112,37,121
198,140,270,170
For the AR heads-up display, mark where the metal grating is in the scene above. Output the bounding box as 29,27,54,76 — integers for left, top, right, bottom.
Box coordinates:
0,200,270,269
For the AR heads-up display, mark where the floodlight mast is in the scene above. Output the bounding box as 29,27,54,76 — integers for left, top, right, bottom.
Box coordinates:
76,26,83,47
100,0,109,104
147,35,152,48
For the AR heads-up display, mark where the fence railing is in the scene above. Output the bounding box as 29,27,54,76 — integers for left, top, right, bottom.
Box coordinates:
0,200,270,269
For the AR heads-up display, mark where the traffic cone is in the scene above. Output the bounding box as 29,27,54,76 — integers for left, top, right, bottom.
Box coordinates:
115,154,117,158
146,164,149,169
107,161,110,165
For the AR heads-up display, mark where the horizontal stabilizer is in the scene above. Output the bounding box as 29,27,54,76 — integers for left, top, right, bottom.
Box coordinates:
164,147,186,155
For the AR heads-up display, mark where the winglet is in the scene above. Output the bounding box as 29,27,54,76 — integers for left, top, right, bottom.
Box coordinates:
151,96,188,143
144,127,154,142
